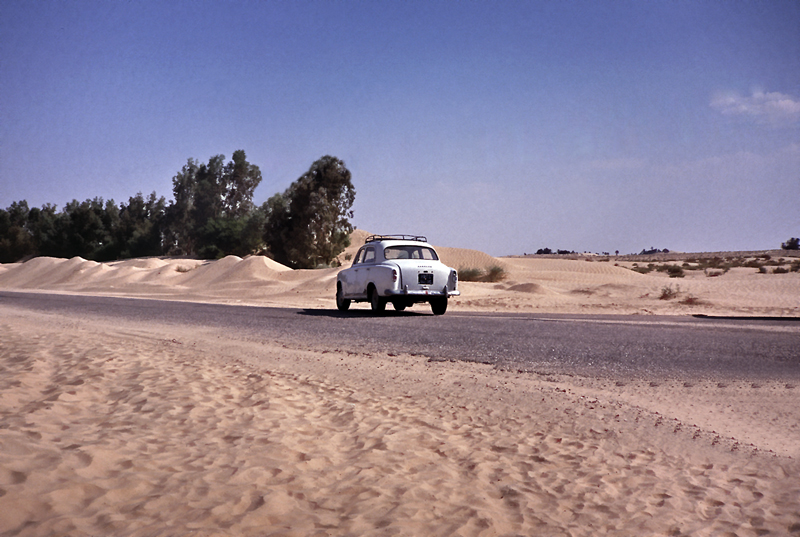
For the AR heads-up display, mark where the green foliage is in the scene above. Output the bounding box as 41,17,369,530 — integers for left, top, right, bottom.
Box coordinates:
1,151,358,269
195,207,266,259
263,155,355,269
458,265,507,282
165,151,262,258
664,265,685,278
485,265,507,282
117,192,167,259
458,267,484,281
0,201,35,262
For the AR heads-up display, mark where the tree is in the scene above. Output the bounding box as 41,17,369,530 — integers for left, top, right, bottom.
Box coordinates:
165,158,200,255
27,203,60,257
0,201,36,262
782,237,799,250
164,151,262,257
55,198,111,260
264,155,355,268
224,150,262,218
115,192,167,258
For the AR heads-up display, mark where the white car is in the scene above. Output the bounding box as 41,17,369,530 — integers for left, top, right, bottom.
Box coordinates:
336,235,460,315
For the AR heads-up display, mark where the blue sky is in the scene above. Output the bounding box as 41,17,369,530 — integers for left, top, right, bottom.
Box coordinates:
2,0,798,256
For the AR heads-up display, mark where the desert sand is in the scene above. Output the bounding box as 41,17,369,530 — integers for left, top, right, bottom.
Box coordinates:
2,234,800,535
1,229,798,317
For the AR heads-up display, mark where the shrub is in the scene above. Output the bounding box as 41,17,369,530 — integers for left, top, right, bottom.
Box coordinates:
660,284,680,300
773,267,789,274
458,267,484,281
459,265,508,283
484,265,507,282
781,237,799,250
679,295,704,306
656,264,685,278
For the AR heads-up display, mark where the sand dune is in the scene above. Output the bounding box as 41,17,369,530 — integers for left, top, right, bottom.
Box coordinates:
2,239,798,316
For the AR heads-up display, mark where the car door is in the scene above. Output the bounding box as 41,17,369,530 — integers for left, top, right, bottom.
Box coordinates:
354,246,376,297
343,247,365,296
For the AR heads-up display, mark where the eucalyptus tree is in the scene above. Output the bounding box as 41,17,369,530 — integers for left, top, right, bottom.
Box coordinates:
264,155,355,269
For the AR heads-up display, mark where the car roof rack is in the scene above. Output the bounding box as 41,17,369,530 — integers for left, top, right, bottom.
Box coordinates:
365,234,427,244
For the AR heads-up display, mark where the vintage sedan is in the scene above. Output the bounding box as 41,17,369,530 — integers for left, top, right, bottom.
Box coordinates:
336,235,460,315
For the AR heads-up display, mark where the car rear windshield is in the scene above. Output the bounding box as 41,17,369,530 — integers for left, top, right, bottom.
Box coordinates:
384,246,439,261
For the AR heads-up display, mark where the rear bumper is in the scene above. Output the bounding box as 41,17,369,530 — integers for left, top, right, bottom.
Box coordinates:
384,288,460,298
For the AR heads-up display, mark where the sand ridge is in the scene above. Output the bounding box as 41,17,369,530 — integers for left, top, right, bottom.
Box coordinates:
2,310,799,536
2,246,799,316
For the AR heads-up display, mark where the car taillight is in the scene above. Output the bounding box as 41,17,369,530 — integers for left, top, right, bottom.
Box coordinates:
392,269,398,283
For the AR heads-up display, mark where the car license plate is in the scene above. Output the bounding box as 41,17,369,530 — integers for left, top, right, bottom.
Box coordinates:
418,273,433,285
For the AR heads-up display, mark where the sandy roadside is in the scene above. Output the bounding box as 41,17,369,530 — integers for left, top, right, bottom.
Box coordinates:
2,307,799,536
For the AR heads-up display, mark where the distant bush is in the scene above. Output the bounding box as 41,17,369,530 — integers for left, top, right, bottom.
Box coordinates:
660,284,680,300
458,267,484,281
655,264,684,278
773,267,789,274
679,294,704,306
458,265,507,283
631,263,654,274
781,237,799,250
668,265,685,278
484,265,507,282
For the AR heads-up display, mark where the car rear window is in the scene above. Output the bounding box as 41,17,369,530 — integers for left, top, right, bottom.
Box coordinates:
384,246,439,261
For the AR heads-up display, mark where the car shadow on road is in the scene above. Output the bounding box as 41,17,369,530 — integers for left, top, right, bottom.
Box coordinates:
298,308,429,318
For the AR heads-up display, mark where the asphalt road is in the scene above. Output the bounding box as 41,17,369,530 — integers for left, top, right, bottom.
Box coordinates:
3,291,798,381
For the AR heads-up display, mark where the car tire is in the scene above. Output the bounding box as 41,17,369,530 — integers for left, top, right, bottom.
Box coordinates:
369,286,386,314
430,297,448,315
336,284,350,311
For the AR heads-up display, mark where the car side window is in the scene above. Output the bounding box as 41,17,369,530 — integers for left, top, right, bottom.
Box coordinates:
364,247,376,263
353,248,365,265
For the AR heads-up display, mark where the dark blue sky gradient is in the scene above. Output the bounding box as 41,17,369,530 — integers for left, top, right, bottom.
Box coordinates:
2,1,798,255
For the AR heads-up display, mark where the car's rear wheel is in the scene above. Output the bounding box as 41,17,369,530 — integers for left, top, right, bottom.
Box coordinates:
369,286,386,314
430,297,448,315
336,284,350,311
